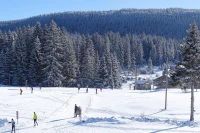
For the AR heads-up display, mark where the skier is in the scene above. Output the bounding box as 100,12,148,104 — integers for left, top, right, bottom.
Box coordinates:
9,118,15,133
31,86,33,93
86,85,88,93
38,83,42,90
100,86,102,92
33,112,38,126
77,84,80,93
74,104,78,117
96,88,98,94
20,88,23,95
129,84,132,90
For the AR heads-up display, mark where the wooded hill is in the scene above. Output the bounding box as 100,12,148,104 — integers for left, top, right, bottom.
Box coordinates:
1,8,200,40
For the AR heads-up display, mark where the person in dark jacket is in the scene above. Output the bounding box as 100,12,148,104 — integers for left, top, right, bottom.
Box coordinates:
86,85,88,93
77,84,80,93
38,83,42,90
9,118,15,133
31,86,33,93
74,104,78,117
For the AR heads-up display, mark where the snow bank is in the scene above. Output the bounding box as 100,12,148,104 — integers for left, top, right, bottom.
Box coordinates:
0,119,8,127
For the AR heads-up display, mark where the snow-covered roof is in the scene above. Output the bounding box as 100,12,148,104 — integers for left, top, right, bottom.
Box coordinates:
135,80,150,85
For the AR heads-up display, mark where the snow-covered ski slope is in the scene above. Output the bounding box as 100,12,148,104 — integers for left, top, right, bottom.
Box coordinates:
1,85,200,133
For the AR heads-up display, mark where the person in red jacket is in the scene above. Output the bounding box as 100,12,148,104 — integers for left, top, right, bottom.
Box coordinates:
20,88,23,95
100,86,102,92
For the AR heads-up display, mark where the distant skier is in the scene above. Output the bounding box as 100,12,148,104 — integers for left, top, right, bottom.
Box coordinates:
33,112,38,126
9,118,15,133
38,83,42,90
100,86,102,92
31,86,33,93
74,104,78,117
86,85,88,93
129,84,132,90
20,88,23,95
96,88,98,94
77,84,80,93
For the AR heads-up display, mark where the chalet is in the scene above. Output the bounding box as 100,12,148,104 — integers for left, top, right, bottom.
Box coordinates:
153,75,173,89
135,80,151,90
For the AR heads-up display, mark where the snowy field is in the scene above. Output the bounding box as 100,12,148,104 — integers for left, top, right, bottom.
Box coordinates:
0,83,200,133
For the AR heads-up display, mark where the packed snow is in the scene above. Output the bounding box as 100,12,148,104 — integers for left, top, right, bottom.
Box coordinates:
1,70,200,133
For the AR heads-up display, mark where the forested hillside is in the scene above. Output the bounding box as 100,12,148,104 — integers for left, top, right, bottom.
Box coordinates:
0,20,180,87
0,8,200,39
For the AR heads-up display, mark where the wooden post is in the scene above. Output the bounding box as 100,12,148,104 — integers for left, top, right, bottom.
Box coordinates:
135,65,137,90
16,111,18,124
165,58,168,110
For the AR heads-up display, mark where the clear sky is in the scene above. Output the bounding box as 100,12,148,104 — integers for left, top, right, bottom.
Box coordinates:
1,0,200,21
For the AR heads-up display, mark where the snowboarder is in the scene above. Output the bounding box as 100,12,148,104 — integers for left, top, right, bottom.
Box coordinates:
74,104,78,117
77,84,80,93
38,83,42,90
9,118,15,133
20,88,23,95
31,86,33,93
33,112,38,126
86,85,88,93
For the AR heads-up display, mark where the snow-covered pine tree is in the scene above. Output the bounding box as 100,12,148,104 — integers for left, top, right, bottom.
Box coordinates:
148,57,153,74
43,20,64,87
111,53,122,89
172,22,200,121
104,35,113,88
85,35,95,83
94,51,101,87
131,53,136,73
132,36,144,66
61,28,77,86
80,48,93,86
33,22,43,42
97,55,109,87
150,44,157,66
28,37,43,86
123,34,131,73
10,33,18,85
15,28,28,85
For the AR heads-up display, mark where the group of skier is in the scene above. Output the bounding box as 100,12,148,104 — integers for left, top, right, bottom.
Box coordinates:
19,83,42,95
9,112,38,133
77,84,103,94
11,83,104,132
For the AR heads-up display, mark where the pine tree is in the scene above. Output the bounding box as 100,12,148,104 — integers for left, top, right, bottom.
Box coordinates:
43,20,64,86
124,34,131,72
172,22,200,121
148,57,153,74
111,53,122,89
98,55,109,87
28,37,43,86
80,48,93,86
61,28,77,86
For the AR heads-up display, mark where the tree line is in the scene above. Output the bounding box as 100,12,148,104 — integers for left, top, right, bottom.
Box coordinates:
0,20,180,87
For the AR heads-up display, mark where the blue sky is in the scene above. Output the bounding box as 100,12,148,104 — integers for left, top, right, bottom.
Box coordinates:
1,0,200,21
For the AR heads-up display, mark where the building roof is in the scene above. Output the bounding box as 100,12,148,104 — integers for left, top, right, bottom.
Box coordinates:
135,80,150,85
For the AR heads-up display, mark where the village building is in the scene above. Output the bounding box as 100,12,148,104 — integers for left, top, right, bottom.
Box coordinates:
135,80,151,90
